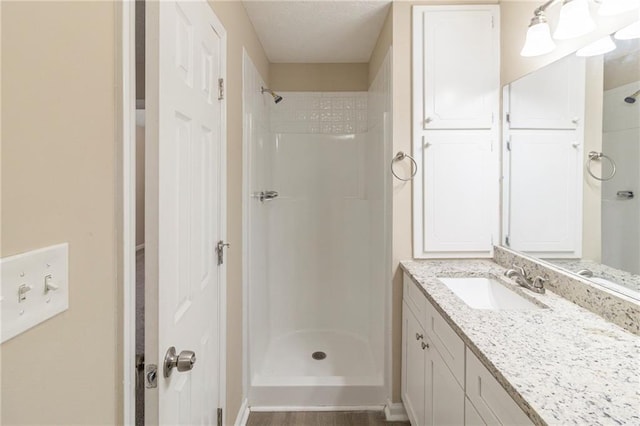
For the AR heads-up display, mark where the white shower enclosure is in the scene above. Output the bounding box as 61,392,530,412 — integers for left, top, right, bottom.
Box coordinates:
242,51,392,408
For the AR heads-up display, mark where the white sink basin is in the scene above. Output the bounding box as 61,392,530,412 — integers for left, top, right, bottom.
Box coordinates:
437,277,542,310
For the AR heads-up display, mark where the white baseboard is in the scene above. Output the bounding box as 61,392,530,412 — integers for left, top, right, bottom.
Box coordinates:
135,243,145,251
384,399,408,422
250,405,385,412
234,398,250,426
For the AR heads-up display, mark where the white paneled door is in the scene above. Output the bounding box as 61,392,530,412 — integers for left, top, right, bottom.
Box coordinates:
146,1,226,424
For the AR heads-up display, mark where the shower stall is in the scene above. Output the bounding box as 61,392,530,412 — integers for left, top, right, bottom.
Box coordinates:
242,52,392,407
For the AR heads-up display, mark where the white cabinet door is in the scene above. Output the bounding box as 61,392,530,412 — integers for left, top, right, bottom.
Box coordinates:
424,342,465,426
465,397,487,425
402,302,426,426
508,55,585,130
466,348,533,426
412,5,500,259
505,131,582,257
416,132,498,257
414,6,499,130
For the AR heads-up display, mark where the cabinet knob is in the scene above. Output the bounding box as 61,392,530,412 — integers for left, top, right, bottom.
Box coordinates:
415,333,424,340
421,342,429,350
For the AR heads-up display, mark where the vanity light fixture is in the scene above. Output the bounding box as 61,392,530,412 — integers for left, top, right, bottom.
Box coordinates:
521,11,557,56
554,0,596,39
520,0,639,56
576,34,617,55
614,19,640,39
598,0,640,16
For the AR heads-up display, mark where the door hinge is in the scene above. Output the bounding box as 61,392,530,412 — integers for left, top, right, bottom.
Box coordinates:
505,235,511,247
216,240,230,266
506,135,512,151
135,353,145,389
218,78,224,101
217,408,223,426
491,16,495,28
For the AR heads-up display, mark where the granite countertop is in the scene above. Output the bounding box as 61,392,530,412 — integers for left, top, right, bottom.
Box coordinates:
400,259,640,426
550,259,640,294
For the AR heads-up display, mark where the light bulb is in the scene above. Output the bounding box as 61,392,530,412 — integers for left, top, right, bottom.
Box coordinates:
554,0,596,40
576,35,617,56
521,14,557,56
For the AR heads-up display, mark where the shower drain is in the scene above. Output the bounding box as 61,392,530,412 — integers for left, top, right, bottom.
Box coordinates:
312,351,327,360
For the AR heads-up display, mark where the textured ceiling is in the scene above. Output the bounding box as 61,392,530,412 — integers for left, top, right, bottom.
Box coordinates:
243,1,392,63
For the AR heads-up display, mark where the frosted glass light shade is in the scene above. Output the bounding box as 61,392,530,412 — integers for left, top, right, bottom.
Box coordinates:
521,20,556,56
576,35,617,56
615,20,640,39
598,0,640,16
554,0,596,40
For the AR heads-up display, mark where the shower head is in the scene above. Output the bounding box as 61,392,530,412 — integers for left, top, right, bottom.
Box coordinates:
261,87,284,104
624,90,640,104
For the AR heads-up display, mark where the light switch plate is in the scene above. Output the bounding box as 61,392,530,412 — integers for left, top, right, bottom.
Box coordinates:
1,243,69,343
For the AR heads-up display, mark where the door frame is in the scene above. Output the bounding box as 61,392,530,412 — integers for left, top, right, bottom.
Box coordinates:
119,1,228,424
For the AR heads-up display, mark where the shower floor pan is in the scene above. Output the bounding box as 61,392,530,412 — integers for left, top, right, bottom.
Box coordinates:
250,330,385,407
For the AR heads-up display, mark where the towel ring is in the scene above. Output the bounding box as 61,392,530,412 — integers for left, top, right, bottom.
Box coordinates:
391,151,417,181
587,151,616,182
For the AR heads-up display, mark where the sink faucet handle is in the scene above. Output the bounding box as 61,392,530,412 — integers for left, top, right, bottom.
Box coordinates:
511,264,527,277
532,276,547,288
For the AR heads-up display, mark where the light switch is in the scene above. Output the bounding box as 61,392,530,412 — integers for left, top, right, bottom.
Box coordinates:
1,243,69,343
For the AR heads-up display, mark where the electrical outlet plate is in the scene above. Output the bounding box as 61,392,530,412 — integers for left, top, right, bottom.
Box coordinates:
1,243,69,343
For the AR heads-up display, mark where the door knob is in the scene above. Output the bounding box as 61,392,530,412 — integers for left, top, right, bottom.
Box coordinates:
163,346,196,378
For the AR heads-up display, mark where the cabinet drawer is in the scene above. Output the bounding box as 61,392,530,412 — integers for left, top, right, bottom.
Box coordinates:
403,273,427,328
425,299,465,387
466,348,533,426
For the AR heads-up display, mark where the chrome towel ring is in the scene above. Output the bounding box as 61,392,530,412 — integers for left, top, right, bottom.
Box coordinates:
391,151,417,181
587,151,616,181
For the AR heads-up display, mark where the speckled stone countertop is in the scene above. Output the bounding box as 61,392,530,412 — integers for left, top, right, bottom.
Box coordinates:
550,259,640,294
400,259,640,426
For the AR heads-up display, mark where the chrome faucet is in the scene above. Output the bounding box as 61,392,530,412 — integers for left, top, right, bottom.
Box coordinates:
504,265,546,294
577,269,594,278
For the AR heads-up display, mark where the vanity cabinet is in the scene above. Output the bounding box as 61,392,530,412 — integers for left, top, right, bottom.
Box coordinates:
402,273,533,426
412,5,500,259
402,301,464,426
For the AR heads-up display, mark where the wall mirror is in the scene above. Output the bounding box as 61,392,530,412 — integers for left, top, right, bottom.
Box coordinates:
502,32,640,300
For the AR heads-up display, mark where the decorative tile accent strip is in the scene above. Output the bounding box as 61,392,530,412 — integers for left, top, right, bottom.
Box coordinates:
494,246,640,335
270,92,367,135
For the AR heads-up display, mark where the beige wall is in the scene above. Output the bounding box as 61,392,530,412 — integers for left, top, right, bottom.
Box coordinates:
583,57,604,262
369,7,393,86
1,1,118,424
270,63,368,91
206,1,269,423
500,0,639,86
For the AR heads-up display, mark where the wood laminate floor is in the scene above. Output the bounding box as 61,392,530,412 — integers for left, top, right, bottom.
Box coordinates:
246,411,410,426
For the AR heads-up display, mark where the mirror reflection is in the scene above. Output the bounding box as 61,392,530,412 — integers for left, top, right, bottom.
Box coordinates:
502,36,640,300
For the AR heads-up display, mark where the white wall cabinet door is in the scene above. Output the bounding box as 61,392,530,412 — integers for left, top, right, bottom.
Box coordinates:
414,6,499,130
413,5,500,259
504,131,582,257
508,55,585,130
402,302,426,426
416,132,498,257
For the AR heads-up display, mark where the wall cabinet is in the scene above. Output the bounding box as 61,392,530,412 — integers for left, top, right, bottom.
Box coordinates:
502,54,585,258
413,5,500,259
402,274,533,426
